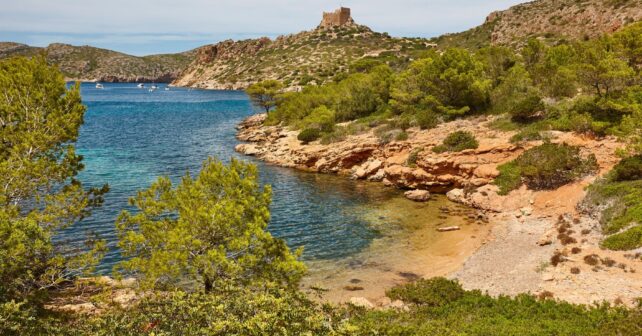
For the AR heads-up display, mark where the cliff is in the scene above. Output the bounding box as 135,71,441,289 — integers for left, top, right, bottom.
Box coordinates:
0,42,197,83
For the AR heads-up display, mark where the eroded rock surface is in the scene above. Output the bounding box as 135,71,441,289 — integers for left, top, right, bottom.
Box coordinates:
236,113,642,307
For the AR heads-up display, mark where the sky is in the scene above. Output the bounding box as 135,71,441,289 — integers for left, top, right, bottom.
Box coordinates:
0,0,526,56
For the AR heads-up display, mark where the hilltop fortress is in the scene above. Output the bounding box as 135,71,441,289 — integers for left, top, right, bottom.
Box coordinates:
319,7,354,28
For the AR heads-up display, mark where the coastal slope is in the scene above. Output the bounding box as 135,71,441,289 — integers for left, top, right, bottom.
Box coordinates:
0,42,197,82
235,114,642,306
431,0,642,49
172,26,432,90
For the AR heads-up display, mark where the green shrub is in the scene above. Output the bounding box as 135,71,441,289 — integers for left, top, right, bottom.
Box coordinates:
510,127,544,143
552,112,611,136
301,105,336,132
611,155,642,182
407,148,423,167
495,142,598,194
353,277,641,336
415,110,439,130
602,226,642,251
395,131,409,141
509,92,545,122
585,177,642,250
433,131,479,153
374,124,406,144
297,128,321,143
59,290,340,335
496,161,523,195
386,277,465,307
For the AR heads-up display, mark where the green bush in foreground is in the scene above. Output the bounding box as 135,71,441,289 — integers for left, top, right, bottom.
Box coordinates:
386,278,465,306
352,278,642,336
297,128,321,143
60,289,341,336
432,131,479,153
495,142,598,195
0,56,107,314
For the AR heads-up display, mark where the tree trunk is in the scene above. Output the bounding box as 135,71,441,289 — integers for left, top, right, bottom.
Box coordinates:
204,277,213,293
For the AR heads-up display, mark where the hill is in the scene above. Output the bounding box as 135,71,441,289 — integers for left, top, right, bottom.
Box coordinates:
0,42,197,82
172,8,435,90
433,0,642,49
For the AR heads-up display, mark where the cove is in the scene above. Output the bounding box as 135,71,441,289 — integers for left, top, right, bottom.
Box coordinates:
64,83,489,300
65,83,387,272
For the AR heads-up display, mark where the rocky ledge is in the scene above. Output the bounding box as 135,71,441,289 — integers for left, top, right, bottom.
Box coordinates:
236,114,642,307
235,113,619,210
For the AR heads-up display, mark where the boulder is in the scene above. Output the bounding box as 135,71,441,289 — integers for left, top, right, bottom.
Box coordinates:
404,189,431,202
368,169,385,182
446,188,466,204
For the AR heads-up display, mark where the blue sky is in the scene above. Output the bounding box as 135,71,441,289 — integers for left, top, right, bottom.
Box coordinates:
0,0,526,56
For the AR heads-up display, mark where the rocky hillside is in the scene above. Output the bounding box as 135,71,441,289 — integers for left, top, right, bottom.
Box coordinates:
172,11,434,90
0,42,197,82
434,0,642,49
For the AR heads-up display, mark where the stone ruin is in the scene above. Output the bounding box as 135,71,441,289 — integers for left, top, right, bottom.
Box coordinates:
319,7,354,28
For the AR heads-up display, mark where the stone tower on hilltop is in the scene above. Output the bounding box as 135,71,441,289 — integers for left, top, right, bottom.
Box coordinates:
319,7,354,28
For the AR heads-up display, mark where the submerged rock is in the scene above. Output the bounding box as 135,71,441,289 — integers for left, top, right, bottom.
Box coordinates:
404,189,431,202
437,226,461,232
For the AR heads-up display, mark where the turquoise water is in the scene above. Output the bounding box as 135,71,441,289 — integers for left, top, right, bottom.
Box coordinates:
65,83,395,273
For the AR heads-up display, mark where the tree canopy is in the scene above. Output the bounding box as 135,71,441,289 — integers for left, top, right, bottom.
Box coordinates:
0,56,107,304
246,80,284,113
115,157,306,292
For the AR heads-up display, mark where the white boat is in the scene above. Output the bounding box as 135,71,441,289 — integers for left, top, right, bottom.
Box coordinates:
95,83,104,89
137,83,145,88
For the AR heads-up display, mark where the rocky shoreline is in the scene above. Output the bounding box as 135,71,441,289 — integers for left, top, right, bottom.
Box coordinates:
236,113,642,307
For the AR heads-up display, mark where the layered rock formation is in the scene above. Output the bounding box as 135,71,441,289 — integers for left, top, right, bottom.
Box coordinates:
236,115,622,212
236,114,525,197
236,114,642,306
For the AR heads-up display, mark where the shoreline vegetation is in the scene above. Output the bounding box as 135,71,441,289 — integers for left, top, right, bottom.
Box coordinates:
2,2,642,335
2,54,640,336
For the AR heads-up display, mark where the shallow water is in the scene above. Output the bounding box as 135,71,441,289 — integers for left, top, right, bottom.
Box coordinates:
66,83,388,272
65,83,487,287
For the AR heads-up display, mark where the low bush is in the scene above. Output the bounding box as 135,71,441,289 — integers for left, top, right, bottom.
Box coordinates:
602,226,642,251
406,148,423,167
395,131,409,141
510,127,544,143
509,92,545,122
352,277,642,335
433,131,479,153
297,128,321,143
56,289,340,335
386,277,465,307
495,142,598,194
495,161,523,195
611,155,642,182
415,110,439,130
585,166,642,250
